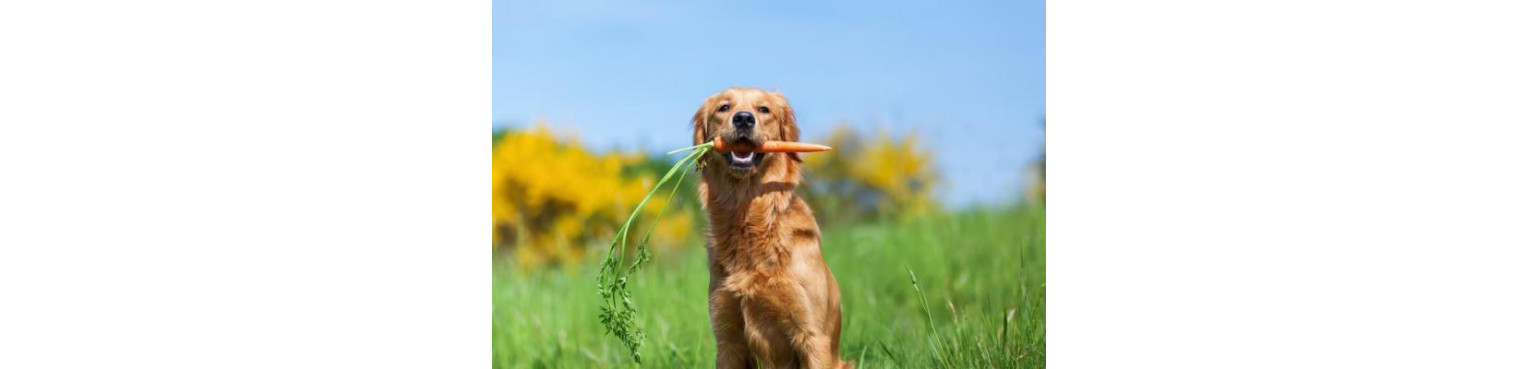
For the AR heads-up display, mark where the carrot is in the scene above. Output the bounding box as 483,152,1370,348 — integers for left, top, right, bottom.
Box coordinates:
713,136,832,153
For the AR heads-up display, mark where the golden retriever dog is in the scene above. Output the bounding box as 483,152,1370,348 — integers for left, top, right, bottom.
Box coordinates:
692,87,851,369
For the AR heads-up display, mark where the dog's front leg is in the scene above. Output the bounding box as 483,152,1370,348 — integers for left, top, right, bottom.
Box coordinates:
791,330,835,368
709,283,753,368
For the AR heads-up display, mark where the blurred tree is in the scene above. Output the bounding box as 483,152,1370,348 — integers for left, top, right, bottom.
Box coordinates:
801,124,939,225
1027,118,1045,202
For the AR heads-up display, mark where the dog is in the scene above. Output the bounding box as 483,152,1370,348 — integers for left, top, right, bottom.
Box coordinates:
692,87,851,368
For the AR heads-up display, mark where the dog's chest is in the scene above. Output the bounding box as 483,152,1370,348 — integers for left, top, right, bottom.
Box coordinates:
710,224,788,273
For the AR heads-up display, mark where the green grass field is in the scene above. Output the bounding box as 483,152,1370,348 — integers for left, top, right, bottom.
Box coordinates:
493,205,1045,368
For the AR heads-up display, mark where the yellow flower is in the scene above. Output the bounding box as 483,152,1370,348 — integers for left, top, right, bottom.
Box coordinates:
493,123,694,269
802,124,938,222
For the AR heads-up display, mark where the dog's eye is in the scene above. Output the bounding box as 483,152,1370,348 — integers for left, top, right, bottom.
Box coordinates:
717,104,731,113
756,106,771,114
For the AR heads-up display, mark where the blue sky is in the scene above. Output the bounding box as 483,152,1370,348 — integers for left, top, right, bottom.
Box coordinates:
495,0,1044,207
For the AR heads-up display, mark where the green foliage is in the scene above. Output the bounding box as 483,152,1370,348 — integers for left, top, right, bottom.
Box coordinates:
495,204,1046,368
595,143,713,364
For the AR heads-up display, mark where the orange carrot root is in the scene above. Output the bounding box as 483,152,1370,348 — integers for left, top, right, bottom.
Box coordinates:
712,136,832,153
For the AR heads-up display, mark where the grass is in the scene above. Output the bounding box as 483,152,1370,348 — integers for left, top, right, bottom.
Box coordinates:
493,204,1045,368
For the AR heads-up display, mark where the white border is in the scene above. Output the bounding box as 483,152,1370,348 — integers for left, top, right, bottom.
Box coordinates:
1051,0,1538,367
0,1,487,367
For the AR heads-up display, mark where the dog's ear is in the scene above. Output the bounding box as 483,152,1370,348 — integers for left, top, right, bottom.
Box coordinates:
776,93,803,163
775,93,800,142
692,100,711,165
692,104,708,146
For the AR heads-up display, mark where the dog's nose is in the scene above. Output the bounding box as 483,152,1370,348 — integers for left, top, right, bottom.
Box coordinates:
732,111,755,130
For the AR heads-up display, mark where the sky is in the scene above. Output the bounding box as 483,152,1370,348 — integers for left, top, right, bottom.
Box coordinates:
494,0,1044,207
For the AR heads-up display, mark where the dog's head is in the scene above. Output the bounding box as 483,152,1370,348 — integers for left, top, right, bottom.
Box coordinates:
693,87,801,180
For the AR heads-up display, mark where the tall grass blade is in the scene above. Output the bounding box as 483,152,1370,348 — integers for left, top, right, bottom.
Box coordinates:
908,266,951,368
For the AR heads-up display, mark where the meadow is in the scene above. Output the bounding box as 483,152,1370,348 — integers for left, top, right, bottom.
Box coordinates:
493,204,1045,368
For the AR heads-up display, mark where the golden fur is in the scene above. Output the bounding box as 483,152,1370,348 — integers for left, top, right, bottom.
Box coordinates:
693,87,851,368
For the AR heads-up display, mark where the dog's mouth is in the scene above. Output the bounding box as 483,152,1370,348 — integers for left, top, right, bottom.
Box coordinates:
720,137,765,170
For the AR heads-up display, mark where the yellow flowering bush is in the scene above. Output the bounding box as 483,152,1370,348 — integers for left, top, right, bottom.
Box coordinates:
802,124,939,224
493,124,693,269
